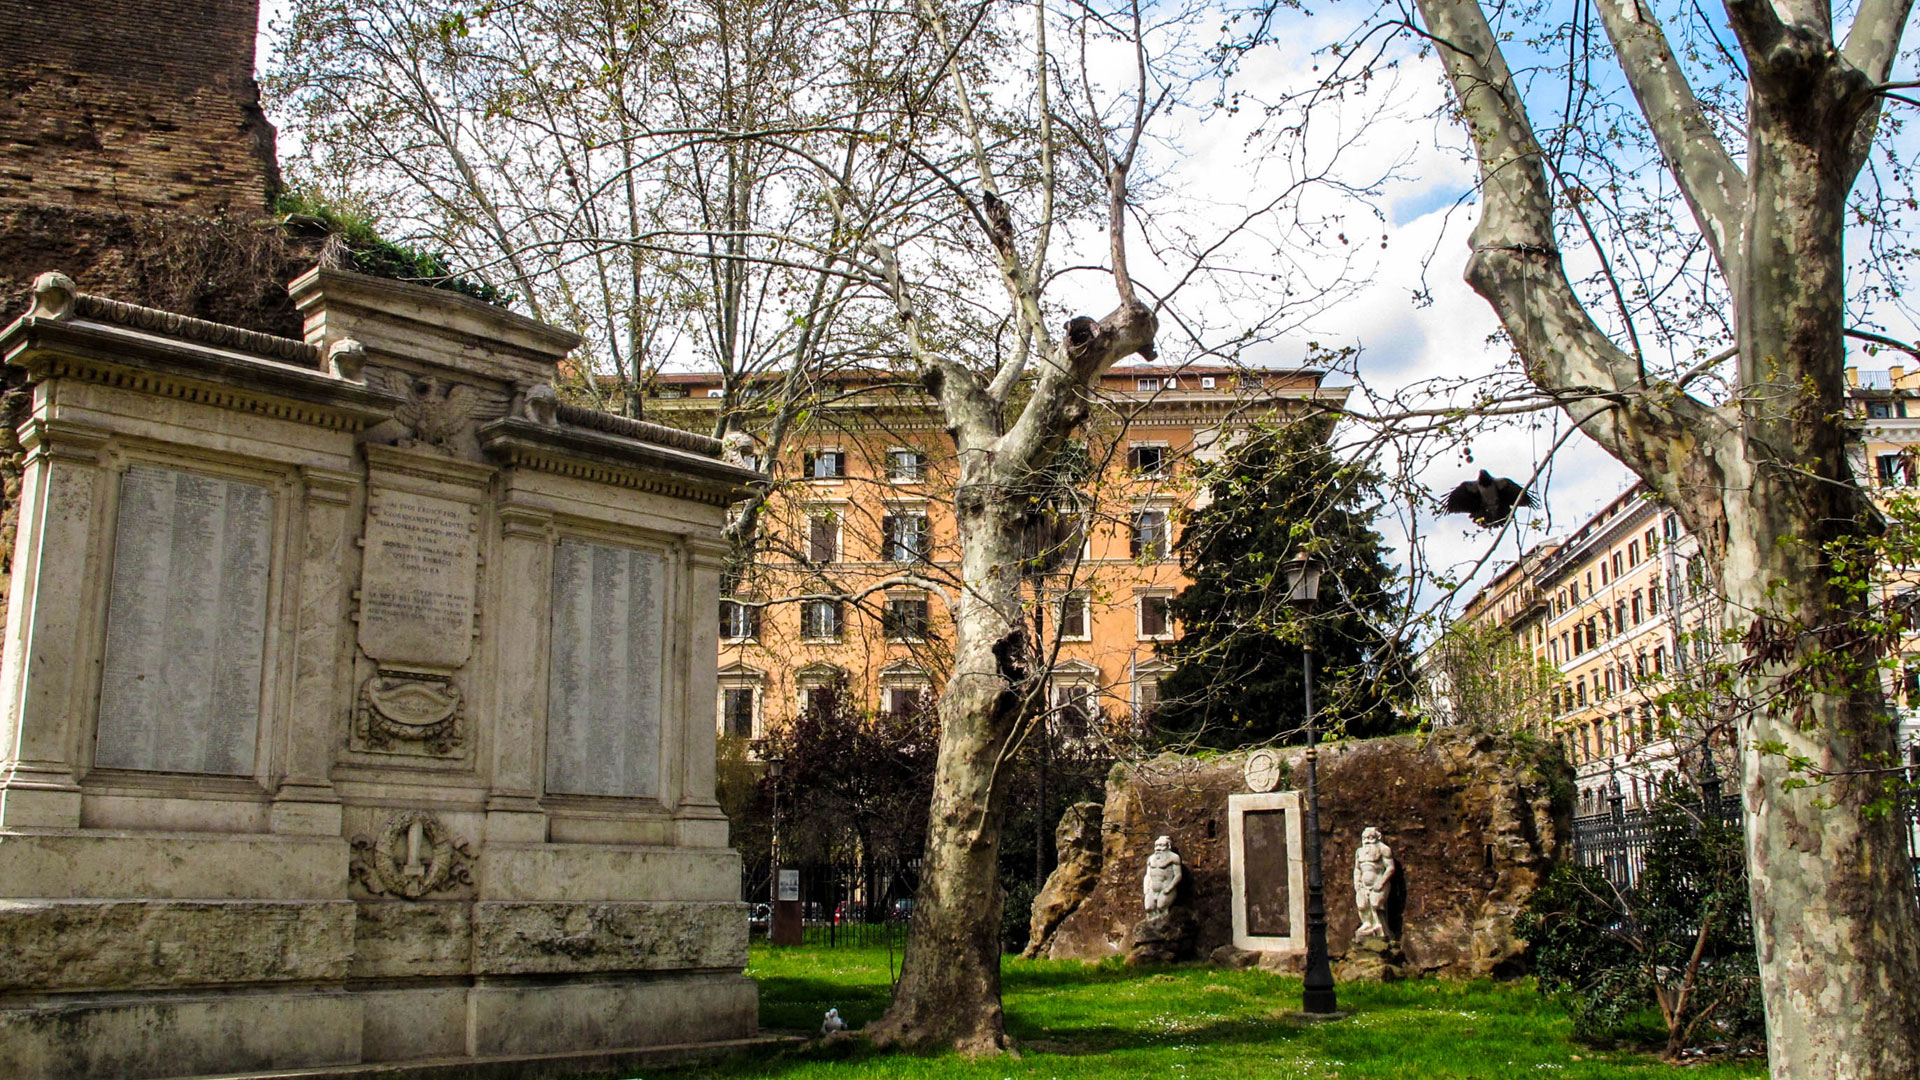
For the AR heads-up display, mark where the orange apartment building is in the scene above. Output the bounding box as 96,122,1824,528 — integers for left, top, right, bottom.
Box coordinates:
641,362,1347,745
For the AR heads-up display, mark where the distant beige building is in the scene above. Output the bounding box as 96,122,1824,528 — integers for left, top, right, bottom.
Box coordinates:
1453,374,1920,813
1450,483,1717,814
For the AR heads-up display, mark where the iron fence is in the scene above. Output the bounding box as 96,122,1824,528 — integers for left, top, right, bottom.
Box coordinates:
1572,767,1920,900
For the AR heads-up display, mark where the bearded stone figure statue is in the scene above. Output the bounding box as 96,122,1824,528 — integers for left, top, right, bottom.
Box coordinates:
1353,826,1395,940
1142,835,1182,913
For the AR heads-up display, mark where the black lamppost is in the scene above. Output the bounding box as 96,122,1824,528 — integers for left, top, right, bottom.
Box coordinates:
767,754,785,910
1283,552,1338,1015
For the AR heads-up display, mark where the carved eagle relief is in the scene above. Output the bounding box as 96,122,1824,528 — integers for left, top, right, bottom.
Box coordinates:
363,366,512,460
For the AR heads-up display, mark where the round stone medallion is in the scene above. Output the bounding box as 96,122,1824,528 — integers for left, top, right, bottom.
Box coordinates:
1244,748,1282,792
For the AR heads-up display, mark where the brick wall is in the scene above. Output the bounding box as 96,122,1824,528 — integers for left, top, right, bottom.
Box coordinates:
0,0,280,217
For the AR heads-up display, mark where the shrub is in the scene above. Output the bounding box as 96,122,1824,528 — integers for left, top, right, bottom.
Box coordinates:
1518,793,1763,1059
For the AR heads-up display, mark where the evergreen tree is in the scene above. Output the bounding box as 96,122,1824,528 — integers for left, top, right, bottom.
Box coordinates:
1155,420,1413,748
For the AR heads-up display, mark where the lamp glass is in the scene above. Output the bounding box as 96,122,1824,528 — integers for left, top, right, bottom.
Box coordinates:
1282,554,1323,605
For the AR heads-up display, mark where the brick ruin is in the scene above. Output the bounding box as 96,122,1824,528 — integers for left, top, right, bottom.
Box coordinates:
0,0,304,335
0,0,313,615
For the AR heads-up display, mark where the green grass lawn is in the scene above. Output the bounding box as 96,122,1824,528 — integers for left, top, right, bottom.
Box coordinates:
654,944,1765,1080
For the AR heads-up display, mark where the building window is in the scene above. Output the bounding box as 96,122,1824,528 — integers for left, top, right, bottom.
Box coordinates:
1136,377,1161,392
884,596,930,642
883,684,929,717
803,449,847,479
1664,515,1680,541
1576,676,1587,707
1631,591,1643,624
1059,592,1090,640
720,599,760,642
1869,399,1894,419
1644,527,1658,555
1649,582,1663,614
1138,593,1173,639
807,512,840,564
1129,444,1168,477
1050,682,1099,739
1130,509,1169,560
1133,676,1162,724
801,599,844,640
802,684,838,716
887,448,928,483
1612,552,1624,578
1614,600,1627,633
883,510,931,562
1653,646,1667,675
720,685,757,739
1628,540,1640,565
1878,452,1914,486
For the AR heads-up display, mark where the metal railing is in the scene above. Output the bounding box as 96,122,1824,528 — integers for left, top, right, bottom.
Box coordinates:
1572,763,1920,900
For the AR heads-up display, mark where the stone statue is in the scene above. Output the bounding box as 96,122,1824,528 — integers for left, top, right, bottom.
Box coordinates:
1353,826,1396,940
1142,835,1182,913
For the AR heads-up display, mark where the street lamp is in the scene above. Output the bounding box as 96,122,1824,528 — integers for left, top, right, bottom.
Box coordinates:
767,754,785,911
1282,552,1338,1015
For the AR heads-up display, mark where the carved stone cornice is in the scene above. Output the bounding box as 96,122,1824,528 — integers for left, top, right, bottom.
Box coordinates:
479,416,759,506
1,316,405,435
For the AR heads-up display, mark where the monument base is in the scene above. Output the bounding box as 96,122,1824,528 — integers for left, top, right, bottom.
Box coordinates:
0,829,760,1080
1334,935,1407,983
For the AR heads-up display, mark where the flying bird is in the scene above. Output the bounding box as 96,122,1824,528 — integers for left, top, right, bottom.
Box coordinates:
1444,470,1535,528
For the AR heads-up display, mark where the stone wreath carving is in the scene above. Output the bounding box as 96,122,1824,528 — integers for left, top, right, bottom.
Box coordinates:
349,810,476,900
358,672,463,754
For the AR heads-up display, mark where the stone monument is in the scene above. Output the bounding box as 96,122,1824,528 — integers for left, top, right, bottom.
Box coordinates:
0,269,765,1079
1227,786,1308,956
1353,825,1395,940
1142,834,1182,911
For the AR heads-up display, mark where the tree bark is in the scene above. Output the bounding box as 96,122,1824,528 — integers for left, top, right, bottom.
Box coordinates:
866,484,1028,1054
867,299,1157,1051
1412,0,1920,1071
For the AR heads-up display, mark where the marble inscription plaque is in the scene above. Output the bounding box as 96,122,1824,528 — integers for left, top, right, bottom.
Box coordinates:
95,466,273,775
358,490,478,670
546,540,665,798
1243,809,1293,937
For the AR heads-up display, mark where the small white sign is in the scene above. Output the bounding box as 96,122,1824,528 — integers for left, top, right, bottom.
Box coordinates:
778,869,800,901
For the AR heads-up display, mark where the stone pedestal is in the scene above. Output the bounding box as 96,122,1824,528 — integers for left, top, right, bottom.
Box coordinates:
1336,935,1407,982
1125,906,1199,965
0,270,766,1079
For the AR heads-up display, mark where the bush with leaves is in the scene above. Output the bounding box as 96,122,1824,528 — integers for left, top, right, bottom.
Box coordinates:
275,189,510,307
761,679,939,918
1519,793,1763,1059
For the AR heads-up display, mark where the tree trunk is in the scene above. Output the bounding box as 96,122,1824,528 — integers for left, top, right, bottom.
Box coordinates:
867,482,1030,1053
1411,0,1920,1069
1712,70,1920,1071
